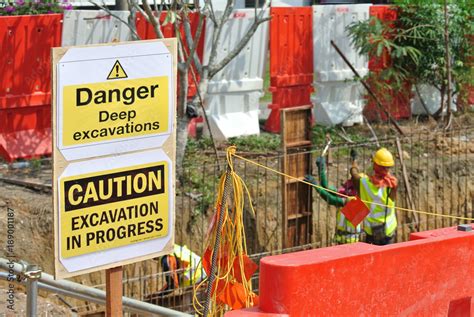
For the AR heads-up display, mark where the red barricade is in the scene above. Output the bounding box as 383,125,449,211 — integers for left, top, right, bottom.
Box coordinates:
135,12,205,99
264,7,313,133
265,86,312,133
0,14,62,161
364,5,412,121
226,225,474,316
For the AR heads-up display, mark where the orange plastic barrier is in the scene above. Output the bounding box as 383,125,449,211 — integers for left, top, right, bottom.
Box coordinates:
0,14,62,161
226,225,474,316
264,7,313,133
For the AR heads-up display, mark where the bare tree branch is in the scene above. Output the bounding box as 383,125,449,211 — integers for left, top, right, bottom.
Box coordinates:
443,0,453,131
142,0,164,39
209,3,271,78
207,0,235,69
203,0,218,26
363,116,380,147
182,11,204,74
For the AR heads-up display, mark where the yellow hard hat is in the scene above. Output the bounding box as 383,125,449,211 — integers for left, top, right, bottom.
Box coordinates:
373,148,394,167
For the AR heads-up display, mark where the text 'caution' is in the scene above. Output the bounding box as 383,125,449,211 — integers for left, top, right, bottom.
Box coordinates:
60,162,169,258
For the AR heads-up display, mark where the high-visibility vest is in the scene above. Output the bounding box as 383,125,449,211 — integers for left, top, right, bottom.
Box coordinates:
173,244,206,287
359,177,397,237
335,209,361,244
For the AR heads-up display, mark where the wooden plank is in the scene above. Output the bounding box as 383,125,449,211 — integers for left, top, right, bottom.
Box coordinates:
395,137,420,230
281,106,313,248
286,140,312,148
281,109,289,248
106,266,123,317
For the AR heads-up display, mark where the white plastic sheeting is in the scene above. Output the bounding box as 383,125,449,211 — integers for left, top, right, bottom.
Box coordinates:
61,10,131,46
411,84,457,115
312,81,364,126
203,9,269,140
312,4,371,126
206,91,262,139
313,4,370,81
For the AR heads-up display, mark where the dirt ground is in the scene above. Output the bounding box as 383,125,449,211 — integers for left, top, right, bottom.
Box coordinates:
0,116,473,314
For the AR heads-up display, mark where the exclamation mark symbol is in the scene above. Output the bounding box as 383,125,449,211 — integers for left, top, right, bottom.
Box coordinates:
108,60,127,80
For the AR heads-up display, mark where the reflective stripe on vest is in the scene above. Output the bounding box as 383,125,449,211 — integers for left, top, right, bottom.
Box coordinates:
335,209,361,244
174,244,205,286
360,177,397,236
336,209,361,234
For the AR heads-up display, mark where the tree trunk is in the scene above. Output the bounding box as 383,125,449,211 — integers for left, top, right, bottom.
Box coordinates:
443,0,453,129
176,67,189,172
176,117,189,175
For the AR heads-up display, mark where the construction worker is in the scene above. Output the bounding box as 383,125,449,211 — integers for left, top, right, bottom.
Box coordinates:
305,156,362,244
350,148,398,245
159,244,206,294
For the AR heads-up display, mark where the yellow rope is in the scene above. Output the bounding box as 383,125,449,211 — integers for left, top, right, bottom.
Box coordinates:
193,146,258,316
231,152,474,222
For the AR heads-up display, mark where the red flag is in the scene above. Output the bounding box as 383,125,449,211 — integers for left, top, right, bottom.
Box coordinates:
232,254,258,283
216,281,247,310
341,196,370,227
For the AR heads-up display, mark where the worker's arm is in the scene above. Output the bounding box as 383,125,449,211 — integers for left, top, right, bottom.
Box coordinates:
316,156,328,188
305,156,345,207
389,182,397,200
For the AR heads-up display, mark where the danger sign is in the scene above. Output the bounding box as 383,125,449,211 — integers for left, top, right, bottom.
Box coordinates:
55,40,175,161
52,40,177,279
62,77,167,146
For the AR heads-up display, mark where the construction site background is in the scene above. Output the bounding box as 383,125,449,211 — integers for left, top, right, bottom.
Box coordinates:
0,116,473,315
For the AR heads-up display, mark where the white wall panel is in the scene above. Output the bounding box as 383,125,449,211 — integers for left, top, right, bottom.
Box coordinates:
203,9,269,139
411,84,456,115
62,10,131,46
313,81,364,126
205,91,261,140
313,4,371,82
204,9,269,88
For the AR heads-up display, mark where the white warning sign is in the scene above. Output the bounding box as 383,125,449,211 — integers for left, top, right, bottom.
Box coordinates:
56,40,175,161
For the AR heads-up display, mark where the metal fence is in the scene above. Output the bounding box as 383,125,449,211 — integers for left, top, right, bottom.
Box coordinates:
72,126,474,315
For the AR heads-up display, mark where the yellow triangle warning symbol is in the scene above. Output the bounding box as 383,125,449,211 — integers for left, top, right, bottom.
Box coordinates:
107,60,128,80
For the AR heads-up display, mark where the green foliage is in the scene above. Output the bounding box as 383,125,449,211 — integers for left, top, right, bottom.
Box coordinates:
346,2,472,104
312,125,370,147
30,158,42,171
0,0,72,16
228,133,280,152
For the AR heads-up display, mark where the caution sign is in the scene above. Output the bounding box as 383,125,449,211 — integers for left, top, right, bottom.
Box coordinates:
55,40,176,161
52,40,177,279
107,60,128,80
60,162,169,258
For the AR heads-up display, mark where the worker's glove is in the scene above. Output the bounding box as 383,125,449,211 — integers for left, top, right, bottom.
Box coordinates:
350,149,358,162
315,156,326,169
304,174,317,185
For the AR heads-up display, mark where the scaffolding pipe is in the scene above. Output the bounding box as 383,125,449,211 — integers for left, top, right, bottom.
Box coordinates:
0,258,191,317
